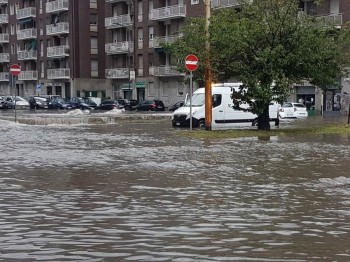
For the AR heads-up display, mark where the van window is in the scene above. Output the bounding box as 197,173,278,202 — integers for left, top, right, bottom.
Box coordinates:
212,94,222,107
184,93,205,107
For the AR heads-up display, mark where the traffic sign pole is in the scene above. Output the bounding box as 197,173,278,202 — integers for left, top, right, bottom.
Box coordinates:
185,54,199,131
10,64,21,123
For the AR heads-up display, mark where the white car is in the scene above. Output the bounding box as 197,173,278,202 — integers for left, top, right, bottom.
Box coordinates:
279,102,308,119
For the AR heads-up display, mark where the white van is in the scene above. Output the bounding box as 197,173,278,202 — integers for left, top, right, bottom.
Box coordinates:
172,83,280,129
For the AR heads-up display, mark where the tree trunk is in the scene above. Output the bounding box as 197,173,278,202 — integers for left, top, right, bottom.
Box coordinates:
257,103,271,131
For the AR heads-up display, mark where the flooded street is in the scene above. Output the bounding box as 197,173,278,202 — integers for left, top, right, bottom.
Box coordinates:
0,114,350,261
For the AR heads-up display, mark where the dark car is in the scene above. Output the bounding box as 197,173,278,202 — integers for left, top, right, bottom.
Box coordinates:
169,101,185,112
117,99,129,109
28,96,50,109
70,97,97,110
48,97,72,109
98,99,123,110
128,99,138,110
0,97,7,109
137,99,165,111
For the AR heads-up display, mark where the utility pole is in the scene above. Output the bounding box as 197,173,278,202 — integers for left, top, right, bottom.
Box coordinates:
204,0,212,130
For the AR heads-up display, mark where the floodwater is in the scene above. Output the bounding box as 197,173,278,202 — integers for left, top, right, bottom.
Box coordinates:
0,112,350,262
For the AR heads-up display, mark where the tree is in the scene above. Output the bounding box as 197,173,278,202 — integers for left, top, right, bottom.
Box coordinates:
165,0,350,130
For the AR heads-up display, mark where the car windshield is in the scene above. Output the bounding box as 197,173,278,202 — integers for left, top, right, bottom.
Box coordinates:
15,97,26,102
143,100,154,104
103,100,115,105
36,97,49,101
282,103,293,107
57,98,69,103
184,93,205,107
294,103,306,108
83,98,95,103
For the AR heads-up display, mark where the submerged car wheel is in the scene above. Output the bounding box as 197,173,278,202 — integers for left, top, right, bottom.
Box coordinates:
198,119,205,129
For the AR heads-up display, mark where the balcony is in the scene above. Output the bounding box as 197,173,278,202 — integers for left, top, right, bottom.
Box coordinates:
0,0,8,5
105,42,133,55
211,0,243,8
105,0,126,3
46,0,69,14
149,34,182,48
149,5,186,21
315,13,343,28
46,22,69,35
0,72,9,81
48,68,70,79
149,66,185,77
0,14,8,24
17,28,37,40
106,68,129,79
16,7,36,20
105,14,133,29
17,50,37,61
0,53,9,63
0,33,9,43
18,70,38,81
47,45,70,58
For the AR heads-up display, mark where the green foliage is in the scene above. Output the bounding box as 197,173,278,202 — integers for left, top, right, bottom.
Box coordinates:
165,0,350,130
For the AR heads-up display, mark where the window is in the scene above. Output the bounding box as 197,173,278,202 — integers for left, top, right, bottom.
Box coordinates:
10,4,14,15
161,81,169,96
148,26,154,40
91,59,98,77
11,44,15,55
138,1,143,22
191,0,199,4
212,94,222,107
90,13,97,25
148,82,155,96
41,61,44,78
91,36,98,49
40,40,43,57
177,82,184,96
10,24,15,35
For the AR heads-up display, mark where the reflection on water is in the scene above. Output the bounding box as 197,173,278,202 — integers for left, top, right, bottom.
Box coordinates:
0,118,350,261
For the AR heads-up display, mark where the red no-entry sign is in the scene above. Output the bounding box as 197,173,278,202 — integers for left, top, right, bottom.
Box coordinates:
10,64,21,76
185,54,199,71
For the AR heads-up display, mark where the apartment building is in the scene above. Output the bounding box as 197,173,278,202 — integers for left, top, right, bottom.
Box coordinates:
0,0,108,99
105,0,205,106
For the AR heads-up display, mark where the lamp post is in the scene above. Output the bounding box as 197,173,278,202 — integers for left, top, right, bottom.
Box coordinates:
204,0,212,131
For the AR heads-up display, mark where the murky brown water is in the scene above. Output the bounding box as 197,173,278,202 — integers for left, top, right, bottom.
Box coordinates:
0,114,350,261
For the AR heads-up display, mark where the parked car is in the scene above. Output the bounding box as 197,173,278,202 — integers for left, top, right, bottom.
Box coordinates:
279,102,308,119
28,96,50,109
0,96,7,109
48,97,72,110
117,99,129,109
98,99,123,110
128,99,138,110
3,96,30,109
169,101,185,112
137,100,165,111
70,97,97,110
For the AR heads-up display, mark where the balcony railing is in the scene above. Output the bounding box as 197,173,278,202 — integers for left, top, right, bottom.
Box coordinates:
0,53,9,63
46,22,69,35
18,70,38,81
17,28,37,40
211,0,242,8
149,34,182,48
149,5,186,21
105,42,134,55
17,50,37,60
46,0,69,13
105,14,133,29
0,14,8,24
105,0,126,3
48,68,70,79
0,0,8,5
0,72,9,81
0,33,9,43
106,68,129,79
16,7,36,20
149,66,185,77
47,45,70,58
315,13,343,27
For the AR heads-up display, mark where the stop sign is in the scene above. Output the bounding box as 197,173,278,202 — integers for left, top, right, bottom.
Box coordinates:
10,64,21,76
185,54,199,71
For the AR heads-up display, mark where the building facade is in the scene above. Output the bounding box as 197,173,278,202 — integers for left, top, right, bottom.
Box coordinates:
0,0,109,99
1,0,349,114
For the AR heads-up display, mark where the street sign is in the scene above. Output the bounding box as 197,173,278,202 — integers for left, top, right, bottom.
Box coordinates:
185,54,199,71
10,64,21,76
36,84,41,92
